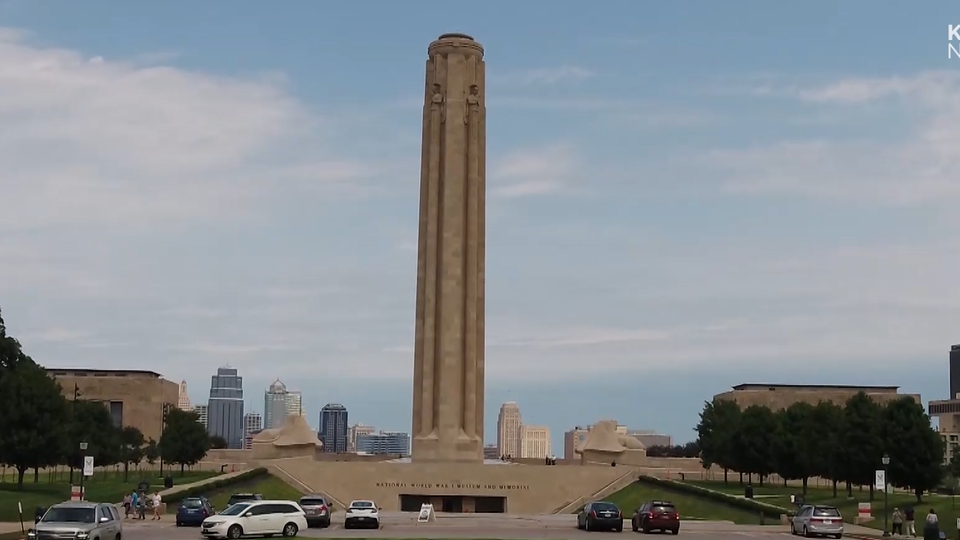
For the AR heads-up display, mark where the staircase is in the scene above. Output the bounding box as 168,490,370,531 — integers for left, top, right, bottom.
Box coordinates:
268,464,346,510
553,469,638,514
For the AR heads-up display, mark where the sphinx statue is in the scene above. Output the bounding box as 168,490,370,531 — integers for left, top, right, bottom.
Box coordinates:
251,414,322,460
576,420,647,466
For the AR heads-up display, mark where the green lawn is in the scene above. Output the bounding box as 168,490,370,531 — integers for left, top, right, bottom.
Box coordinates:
681,479,960,531
602,482,767,524
165,474,304,514
0,469,218,523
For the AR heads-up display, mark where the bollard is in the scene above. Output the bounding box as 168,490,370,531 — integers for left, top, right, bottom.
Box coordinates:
760,511,765,526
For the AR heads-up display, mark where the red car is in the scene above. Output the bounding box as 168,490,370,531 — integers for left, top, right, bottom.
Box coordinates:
632,500,680,534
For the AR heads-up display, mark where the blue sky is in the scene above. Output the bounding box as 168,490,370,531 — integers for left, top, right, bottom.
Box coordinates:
1,1,958,450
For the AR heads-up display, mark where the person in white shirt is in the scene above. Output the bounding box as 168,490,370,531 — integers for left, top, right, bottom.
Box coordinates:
151,491,163,520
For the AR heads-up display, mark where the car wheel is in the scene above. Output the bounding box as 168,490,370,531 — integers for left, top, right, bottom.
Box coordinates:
227,524,243,539
790,522,796,535
671,529,679,535
282,522,298,537
615,524,623,532
642,519,651,534
632,519,639,532
802,526,810,538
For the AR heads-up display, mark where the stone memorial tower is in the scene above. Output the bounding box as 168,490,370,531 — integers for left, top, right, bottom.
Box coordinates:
410,33,486,463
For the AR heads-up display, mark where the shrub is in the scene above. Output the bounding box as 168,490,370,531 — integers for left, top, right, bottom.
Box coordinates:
638,476,789,515
164,468,268,504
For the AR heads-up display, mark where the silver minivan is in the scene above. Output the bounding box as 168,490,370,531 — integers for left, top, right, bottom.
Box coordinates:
28,501,122,540
791,504,843,538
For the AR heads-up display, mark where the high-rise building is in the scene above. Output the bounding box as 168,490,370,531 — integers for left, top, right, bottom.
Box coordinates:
483,444,499,460
497,402,521,458
319,403,348,453
264,379,305,430
194,404,208,428
207,367,244,449
286,390,303,418
264,379,289,429
177,380,192,410
563,426,589,460
950,344,960,400
348,424,376,452
520,425,551,459
243,412,263,449
357,430,410,456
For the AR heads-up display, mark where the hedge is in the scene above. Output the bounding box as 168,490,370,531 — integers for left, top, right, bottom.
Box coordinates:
638,475,791,516
163,467,269,504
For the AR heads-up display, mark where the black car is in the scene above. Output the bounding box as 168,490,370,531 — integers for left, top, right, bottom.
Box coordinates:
578,501,624,532
175,497,215,527
226,493,263,507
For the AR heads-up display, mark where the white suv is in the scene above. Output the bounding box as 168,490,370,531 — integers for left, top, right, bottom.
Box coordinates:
344,500,380,529
201,500,307,539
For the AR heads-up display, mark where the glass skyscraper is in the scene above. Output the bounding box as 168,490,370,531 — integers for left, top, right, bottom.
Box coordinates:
207,367,244,449
319,403,348,453
357,431,410,456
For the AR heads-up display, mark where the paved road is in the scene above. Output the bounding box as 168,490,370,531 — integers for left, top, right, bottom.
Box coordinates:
88,514,806,540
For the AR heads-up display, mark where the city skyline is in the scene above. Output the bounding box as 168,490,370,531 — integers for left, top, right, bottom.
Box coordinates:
1,2,955,448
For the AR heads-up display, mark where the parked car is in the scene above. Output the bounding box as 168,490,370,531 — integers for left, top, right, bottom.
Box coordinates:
791,504,843,538
201,500,307,539
344,500,380,529
227,493,263,507
577,501,624,532
299,495,332,528
176,496,215,527
632,500,680,534
27,501,122,540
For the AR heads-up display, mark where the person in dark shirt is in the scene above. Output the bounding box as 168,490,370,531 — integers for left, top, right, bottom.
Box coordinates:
905,506,915,537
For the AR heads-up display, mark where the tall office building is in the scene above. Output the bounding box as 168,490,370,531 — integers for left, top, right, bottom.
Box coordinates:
520,425,551,459
563,426,589,460
348,424,376,452
243,412,263,449
177,380,192,410
286,390,303,418
497,402,522,458
207,367,244,449
356,430,410,456
319,403,349,453
194,404,208,428
264,379,305,429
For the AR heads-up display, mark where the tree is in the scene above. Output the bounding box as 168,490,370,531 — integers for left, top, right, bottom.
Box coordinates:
696,398,741,484
810,400,845,497
144,439,159,466
947,452,960,488
64,399,122,474
772,402,817,494
840,392,884,499
118,427,146,481
210,435,228,449
881,396,944,502
0,355,70,489
732,405,778,486
159,408,210,474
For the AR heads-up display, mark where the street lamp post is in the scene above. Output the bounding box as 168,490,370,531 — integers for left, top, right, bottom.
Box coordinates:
881,453,891,538
79,442,88,501
159,404,169,478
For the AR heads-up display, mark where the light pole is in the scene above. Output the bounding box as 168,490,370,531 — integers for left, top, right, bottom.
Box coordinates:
881,453,890,537
159,403,169,477
79,442,88,501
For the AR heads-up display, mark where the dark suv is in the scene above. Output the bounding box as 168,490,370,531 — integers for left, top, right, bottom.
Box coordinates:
577,501,624,532
299,495,331,528
632,500,680,534
227,493,263,507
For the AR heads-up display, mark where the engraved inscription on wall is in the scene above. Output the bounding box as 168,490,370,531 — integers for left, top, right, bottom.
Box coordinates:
375,482,529,491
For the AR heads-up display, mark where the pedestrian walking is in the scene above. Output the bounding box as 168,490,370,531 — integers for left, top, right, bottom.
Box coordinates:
892,507,903,536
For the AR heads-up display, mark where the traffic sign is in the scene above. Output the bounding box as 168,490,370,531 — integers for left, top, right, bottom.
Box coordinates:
874,469,885,490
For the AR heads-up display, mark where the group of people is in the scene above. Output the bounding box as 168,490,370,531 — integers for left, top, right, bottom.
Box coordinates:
891,506,940,539
121,490,163,520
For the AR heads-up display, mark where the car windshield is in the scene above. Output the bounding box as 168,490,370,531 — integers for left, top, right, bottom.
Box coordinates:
219,503,251,516
350,501,374,509
181,499,203,509
301,499,326,506
592,503,618,512
42,507,95,523
814,507,841,517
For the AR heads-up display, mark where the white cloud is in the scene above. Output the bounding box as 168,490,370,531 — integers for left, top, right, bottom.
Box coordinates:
0,28,371,233
489,144,579,198
709,71,960,207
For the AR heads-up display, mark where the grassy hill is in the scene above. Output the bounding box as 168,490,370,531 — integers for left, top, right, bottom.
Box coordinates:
601,478,769,524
